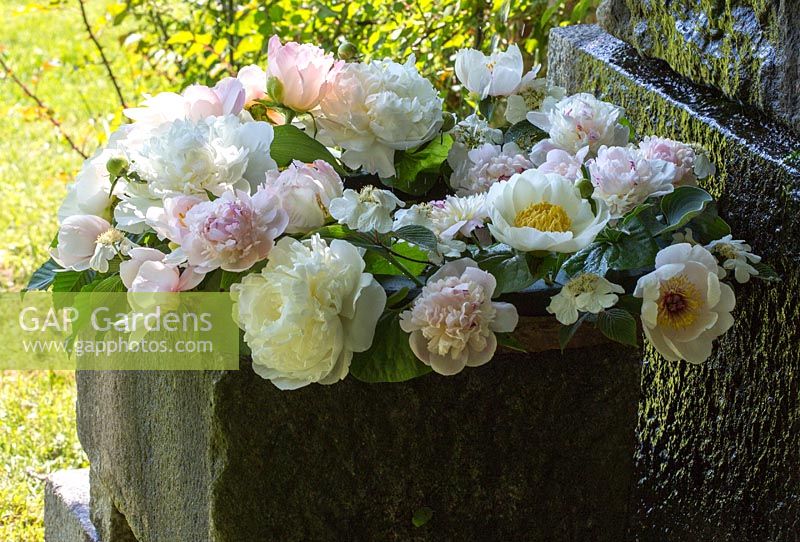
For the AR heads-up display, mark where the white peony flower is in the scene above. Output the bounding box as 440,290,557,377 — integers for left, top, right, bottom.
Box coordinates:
547,273,624,325
262,160,343,234
705,235,762,283
316,56,443,178
399,258,518,375
231,235,386,389
638,136,700,187
146,195,204,243
536,147,590,182
528,93,630,162
393,194,489,262
587,145,677,218
634,243,735,364
328,186,404,233
446,114,504,183
58,148,120,222
505,66,566,124
51,215,135,273
454,45,524,99
451,142,533,196
486,170,610,253
120,248,204,292
181,188,288,273
129,115,276,199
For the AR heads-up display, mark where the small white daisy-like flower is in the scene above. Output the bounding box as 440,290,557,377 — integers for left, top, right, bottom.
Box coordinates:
329,185,404,233
547,273,625,325
705,235,761,283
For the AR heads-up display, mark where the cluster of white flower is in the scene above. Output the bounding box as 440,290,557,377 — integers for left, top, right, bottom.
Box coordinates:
45,38,771,391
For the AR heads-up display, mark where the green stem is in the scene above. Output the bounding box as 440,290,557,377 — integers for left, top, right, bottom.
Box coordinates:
382,251,424,287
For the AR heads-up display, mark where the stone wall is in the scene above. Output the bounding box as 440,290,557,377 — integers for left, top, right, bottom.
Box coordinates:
548,24,800,540
598,0,800,134
77,344,641,541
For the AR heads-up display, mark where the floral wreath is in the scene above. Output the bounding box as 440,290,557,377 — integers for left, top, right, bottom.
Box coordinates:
31,36,779,390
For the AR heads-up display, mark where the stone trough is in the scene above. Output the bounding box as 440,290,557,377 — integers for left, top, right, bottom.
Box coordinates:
46,9,800,542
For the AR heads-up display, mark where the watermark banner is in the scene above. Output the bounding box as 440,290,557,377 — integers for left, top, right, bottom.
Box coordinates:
0,292,239,370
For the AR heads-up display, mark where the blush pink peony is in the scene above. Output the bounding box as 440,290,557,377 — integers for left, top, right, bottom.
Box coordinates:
266,35,342,112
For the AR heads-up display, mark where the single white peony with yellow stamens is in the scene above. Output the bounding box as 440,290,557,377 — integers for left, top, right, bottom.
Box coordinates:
485,170,610,253
634,243,736,364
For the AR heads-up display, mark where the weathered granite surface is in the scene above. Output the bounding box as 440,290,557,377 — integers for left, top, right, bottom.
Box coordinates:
78,343,641,541
597,0,800,134
549,24,800,540
44,469,98,542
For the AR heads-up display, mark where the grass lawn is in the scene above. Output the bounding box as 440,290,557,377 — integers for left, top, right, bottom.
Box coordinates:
0,1,157,539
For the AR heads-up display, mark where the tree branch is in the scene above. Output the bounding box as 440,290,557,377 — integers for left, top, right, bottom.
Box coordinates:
0,55,88,159
77,0,128,109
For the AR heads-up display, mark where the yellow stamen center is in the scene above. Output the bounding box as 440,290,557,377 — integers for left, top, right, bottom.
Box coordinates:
656,274,701,330
715,243,738,260
514,202,572,232
565,273,599,295
96,228,124,247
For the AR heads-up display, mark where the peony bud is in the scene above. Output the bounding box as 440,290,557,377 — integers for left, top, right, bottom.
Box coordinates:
337,42,358,60
266,76,284,104
576,177,594,199
106,156,128,177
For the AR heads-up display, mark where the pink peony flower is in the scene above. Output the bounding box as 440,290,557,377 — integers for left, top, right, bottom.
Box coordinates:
263,160,343,234
399,258,519,375
120,248,205,292
588,145,677,218
451,142,533,196
236,65,267,103
266,35,342,112
638,136,698,186
181,188,289,273
536,147,590,182
146,195,205,243
182,78,245,121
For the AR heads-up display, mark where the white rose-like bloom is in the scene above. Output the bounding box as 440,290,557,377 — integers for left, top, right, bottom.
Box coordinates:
528,93,630,161
706,235,762,283
588,145,677,218
329,186,404,233
505,66,567,124
634,243,736,364
547,273,625,325
263,160,343,234
316,56,443,178
486,170,610,253
451,142,533,196
129,115,276,200
454,45,523,99
51,215,135,273
181,188,288,273
399,258,519,375
231,236,386,390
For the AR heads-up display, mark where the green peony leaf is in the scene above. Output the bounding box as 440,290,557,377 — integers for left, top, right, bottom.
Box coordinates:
503,120,548,150
657,186,713,235
596,308,638,347
412,507,434,528
475,245,537,296
383,135,452,196
52,269,95,293
685,202,731,244
364,241,428,276
393,225,438,253
270,125,344,174
25,258,60,291
751,262,781,282
350,312,432,383
558,313,589,352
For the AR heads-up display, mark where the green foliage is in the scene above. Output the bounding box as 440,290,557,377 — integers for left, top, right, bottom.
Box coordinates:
474,244,537,295
25,259,60,291
270,124,344,173
111,0,600,111
657,186,713,235
596,308,638,347
412,506,434,528
350,311,432,383
384,135,452,195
